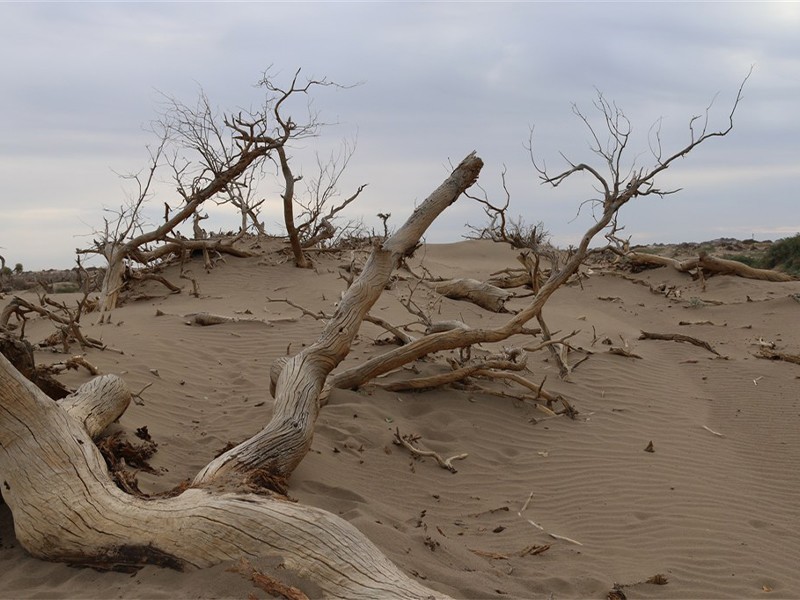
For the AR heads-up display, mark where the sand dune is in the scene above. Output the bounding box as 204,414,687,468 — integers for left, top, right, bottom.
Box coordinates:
2,239,799,599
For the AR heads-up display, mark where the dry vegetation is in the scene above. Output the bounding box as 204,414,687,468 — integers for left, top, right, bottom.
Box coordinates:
4,69,799,599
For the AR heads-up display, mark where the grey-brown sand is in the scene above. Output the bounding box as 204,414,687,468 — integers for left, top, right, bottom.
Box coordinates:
2,239,799,599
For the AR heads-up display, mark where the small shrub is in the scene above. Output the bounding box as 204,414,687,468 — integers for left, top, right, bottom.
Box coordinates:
726,254,761,268
688,296,705,309
762,234,800,276
52,282,81,294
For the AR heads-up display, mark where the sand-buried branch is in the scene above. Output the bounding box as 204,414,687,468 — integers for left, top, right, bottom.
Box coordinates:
393,428,468,473
517,491,583,546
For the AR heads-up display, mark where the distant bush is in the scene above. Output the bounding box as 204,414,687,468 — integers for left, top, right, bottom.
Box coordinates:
726,234,800,276
725,253,761,268
762,234,800,276
52,281,81,294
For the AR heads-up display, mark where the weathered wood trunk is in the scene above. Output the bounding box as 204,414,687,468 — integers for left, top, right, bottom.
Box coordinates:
99,243,127,314
194,152,484,487
277,146,311,269
0,152,483,598
434,278,512,312
0,354,445,598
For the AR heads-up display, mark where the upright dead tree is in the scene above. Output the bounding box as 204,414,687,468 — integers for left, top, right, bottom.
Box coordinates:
223,168,268,236
230,70,366,266
0,254,8,291
294,139,368,248
78,69,359,316
329,75,752,391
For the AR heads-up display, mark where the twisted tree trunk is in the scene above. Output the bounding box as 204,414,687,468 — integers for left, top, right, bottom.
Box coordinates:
0,152,483,598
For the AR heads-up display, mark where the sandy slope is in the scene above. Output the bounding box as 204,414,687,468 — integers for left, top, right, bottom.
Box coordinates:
2,239,799,599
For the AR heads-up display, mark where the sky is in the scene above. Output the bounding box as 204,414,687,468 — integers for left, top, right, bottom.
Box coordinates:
0,2,798,270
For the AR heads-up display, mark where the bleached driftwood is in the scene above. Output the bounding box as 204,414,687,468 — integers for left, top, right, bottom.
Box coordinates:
434,279,512,312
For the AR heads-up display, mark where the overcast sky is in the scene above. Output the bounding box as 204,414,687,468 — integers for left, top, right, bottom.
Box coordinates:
1,2,798,270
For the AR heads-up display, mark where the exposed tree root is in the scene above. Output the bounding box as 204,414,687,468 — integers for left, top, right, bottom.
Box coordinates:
639,331,721,356
756,348,800,365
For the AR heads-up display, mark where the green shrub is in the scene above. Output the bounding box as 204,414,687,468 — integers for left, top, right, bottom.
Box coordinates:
726,253,761,268
763,234,800,276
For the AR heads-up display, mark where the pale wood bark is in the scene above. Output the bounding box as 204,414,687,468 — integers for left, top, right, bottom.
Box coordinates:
99,244,127,313
696,254,795,281
137,237,254,265
193,152,484,487
487,271,532,289
330,176,630,391
627,251,794,282
376,357,525,392
434,278,512,312
59,375,131,438
0,354,446,598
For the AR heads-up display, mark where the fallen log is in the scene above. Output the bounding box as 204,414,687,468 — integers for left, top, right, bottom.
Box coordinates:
626,251,794,282
434,279,512,312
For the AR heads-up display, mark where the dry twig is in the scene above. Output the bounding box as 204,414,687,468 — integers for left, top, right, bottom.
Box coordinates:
227,557,310,600
392,428,467,473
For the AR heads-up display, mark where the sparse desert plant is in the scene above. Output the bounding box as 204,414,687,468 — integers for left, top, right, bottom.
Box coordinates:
762,234,800,276
688,296,705,309
725,235,800,276
725,253,761,268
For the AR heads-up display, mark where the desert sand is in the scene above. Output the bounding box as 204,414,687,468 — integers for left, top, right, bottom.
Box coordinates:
2,238,799,599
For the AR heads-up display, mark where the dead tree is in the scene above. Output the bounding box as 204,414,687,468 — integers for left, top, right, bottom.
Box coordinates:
295,140,368,248
78,70,353,316
329,75,751,391
0,153,482,599
0,76,749,597
223,168,268,236
0,254,7,291
238,70,364,266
